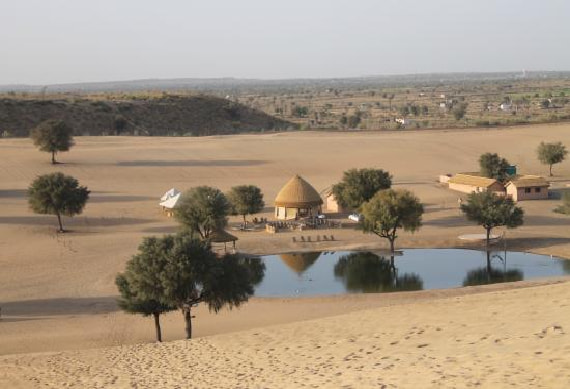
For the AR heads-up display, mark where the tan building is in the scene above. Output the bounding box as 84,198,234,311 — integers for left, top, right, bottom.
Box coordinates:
506,175,549,201
275,175,323,220
322,188,350,214
448,173,505,195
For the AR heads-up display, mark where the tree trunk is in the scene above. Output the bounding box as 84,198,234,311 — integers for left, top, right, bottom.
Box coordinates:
51,151,56,164
56,213,64,232
389,238,395,254
486,228,491,250
153,312,162,342
486,250,492,283
183,307,192,339
550,164,553,176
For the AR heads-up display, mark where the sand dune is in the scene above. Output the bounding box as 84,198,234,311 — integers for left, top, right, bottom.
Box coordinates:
2,124,570,387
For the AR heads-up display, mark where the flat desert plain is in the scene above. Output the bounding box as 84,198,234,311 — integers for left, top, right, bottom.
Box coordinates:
2,124,570,388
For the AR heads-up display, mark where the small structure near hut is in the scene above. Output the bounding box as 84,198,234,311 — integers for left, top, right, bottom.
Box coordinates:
208,229,238,253
159,188,181,217
447,173,505,195
506,175,550,201
274,175,323,220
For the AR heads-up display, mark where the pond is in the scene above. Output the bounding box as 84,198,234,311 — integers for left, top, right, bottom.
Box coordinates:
251,249,569,297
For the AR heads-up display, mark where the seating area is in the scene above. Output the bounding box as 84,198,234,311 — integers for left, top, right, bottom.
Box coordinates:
292,235,335,243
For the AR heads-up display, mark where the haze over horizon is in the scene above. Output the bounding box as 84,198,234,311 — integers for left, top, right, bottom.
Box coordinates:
1,0,569,85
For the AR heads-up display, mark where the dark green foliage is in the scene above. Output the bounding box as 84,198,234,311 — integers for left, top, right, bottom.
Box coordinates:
334,252,423,292
332,168,392,210
293,106,309,117
30,119,74,164
28,172,90,232
227,185,265,223
114,115,128,134
452,103,468,120
117,233,263,339
460,191,524,246
156,234,261,338
175,186,230,239
347,114,361,128
360,189,424,252
116,270,176,342
479,152,511,182
537,141,567,176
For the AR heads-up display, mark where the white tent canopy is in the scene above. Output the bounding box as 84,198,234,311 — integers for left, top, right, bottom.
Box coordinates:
160,188,181,209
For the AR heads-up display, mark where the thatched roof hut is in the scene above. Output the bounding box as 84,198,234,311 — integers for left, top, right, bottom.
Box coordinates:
274,175,323,220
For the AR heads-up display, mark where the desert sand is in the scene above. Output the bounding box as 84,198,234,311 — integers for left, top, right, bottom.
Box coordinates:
2,124,570,387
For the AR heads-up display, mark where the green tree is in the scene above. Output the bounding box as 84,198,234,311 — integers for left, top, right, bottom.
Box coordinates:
347,113,361,128
30,119,75,164
452,103,468,121
479,152,511,182
536,141,568,176
116,242,177,342
460,191,524,247
554,191,570,215
293,106,309,117
227,185,265,224
175,186,230,239
360,189,424,253
158,234,259,339
28,172,90,232
332,168,392,210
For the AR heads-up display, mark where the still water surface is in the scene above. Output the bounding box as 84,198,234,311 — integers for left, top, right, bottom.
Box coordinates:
252,249,568,297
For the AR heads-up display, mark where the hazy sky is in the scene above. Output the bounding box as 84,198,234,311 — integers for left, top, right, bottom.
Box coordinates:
1,0,569,85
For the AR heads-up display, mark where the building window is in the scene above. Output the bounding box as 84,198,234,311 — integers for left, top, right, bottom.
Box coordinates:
535,187,541,193
525,188,531,193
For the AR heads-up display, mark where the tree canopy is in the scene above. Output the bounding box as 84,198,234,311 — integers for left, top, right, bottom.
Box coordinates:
116,268,177,342
332,168,392,210
30,119,74,164
479,152,511,182
28,172,90,232
360,189,424,252
117,233,263,339
227,185,265,223
174,186,230,239
537,141,567,176
460,191,524,246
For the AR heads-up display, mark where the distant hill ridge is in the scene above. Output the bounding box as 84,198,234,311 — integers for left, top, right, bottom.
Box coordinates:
0,95,294,137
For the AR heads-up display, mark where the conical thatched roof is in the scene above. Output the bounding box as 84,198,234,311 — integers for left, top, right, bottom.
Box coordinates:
208,229,238,243
280,252,321,274
275,175,323,207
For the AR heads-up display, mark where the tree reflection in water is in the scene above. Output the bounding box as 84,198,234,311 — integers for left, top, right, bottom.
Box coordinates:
462,250,523,286
334,252,423,293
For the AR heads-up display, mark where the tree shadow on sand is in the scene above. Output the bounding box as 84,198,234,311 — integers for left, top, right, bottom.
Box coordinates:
0,216,155,227
1,297,119,317
0,189,27,199
116,159,267,167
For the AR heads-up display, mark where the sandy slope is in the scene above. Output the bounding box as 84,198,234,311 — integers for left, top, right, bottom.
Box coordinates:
2,124,570,387
2,280,569,388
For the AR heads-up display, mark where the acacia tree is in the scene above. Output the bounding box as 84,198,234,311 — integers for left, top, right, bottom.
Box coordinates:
332,168,392,210
159,234,260,339
460,191,524,247
360,189,424,253
116,252,177,342
479,152,511,182
175,186,230,239
537,141,567,176
30,119,74,164
227,185,265,224
28,172,90,232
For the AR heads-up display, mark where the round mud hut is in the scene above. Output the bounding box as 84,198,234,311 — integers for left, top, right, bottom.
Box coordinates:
274,175,323,220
